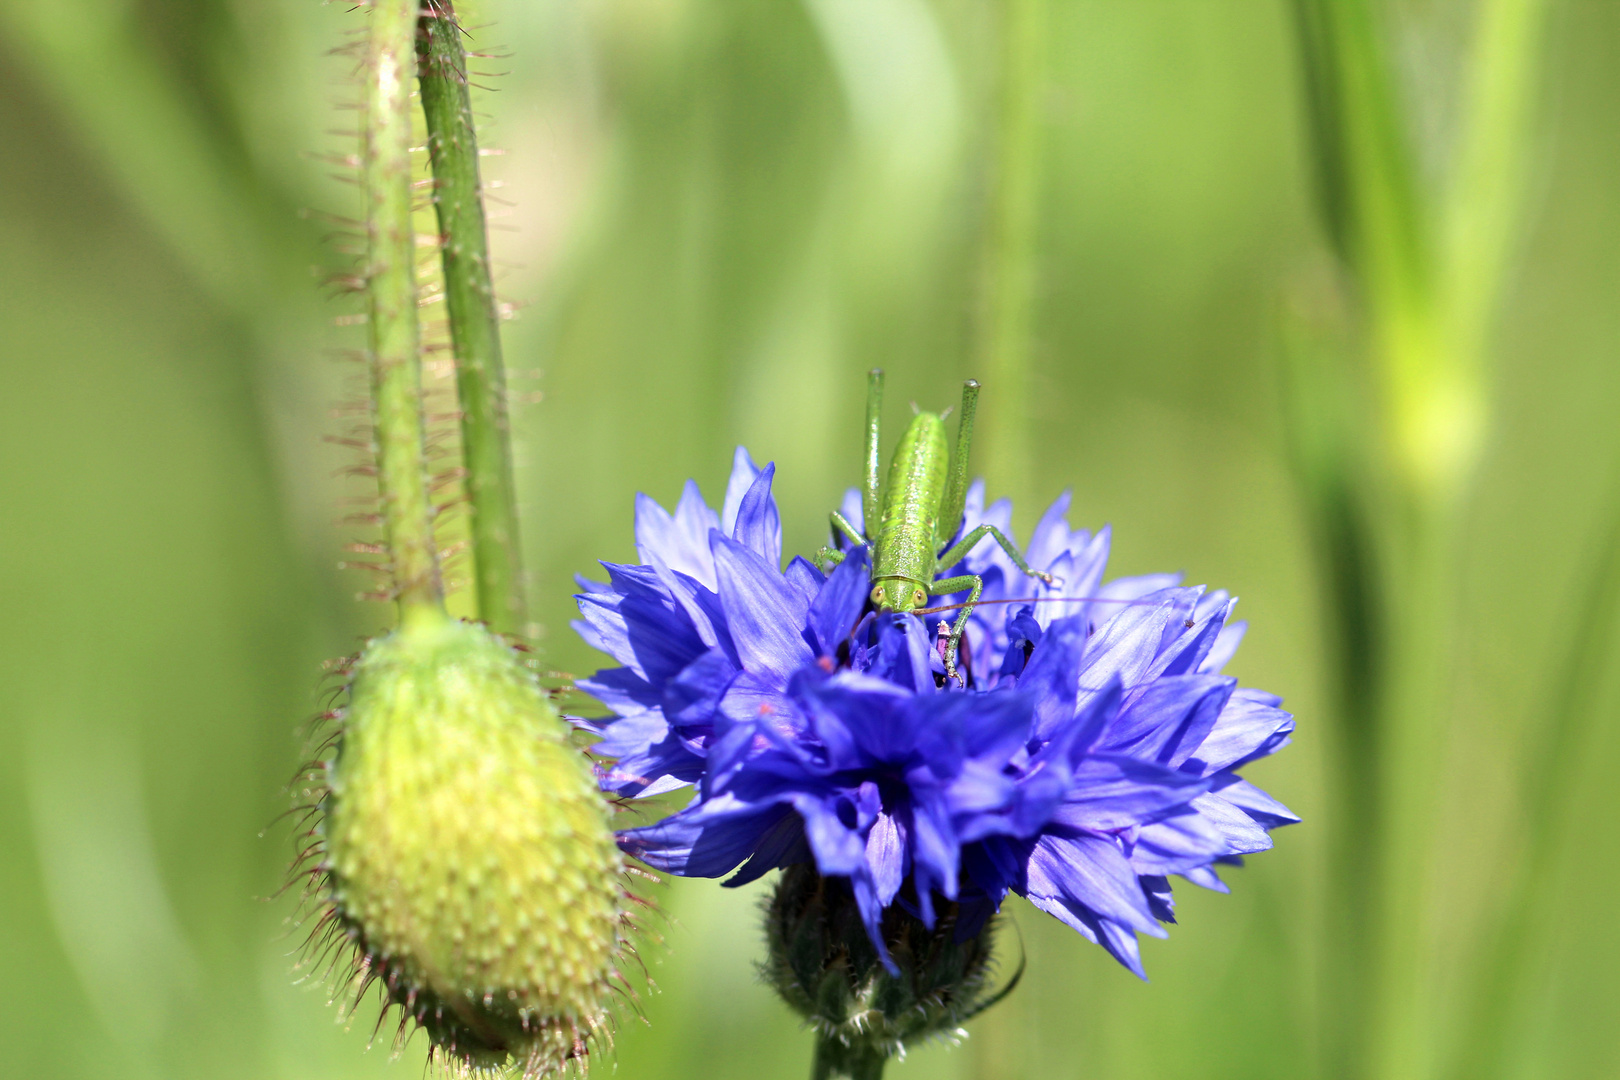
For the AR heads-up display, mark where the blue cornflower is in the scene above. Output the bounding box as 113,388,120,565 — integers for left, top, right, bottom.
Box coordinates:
578,449,1296,976
619,602,1295,976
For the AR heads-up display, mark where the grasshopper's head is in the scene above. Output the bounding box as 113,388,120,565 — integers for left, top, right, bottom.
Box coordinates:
871,576,929,613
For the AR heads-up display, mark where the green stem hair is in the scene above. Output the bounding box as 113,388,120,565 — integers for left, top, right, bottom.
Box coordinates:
366,0,445,627
416,1,527,637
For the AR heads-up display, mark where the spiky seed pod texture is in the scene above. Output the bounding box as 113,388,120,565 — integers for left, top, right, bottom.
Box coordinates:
763,863,1019,1079
318,614,626,1076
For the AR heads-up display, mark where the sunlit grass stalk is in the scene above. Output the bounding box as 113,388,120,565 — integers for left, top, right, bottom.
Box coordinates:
1449,489,1620,1079
366,0,446,628
1289,0,1547,1077
416,0,527,637
976,0,1046,518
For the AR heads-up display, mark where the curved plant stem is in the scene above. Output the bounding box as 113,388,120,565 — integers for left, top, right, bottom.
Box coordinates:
416,1,527,636
366,0,445,628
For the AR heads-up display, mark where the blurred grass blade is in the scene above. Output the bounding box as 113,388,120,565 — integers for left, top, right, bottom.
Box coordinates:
1278,284,1384,1080
1452,477,1620,1080
1441,0,1550,379
1,0,282,314
976,0,1046,514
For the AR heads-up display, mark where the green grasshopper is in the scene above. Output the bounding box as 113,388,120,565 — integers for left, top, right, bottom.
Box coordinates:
814,370,1058,684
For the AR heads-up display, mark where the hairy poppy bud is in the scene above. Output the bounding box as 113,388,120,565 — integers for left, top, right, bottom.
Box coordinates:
762,863,1018,1079
312,616,626,1076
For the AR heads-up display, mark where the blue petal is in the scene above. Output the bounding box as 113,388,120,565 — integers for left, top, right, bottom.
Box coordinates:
610,593,709,684
1200,619,1247,674
1211,777,1300,828
1024,832,1164,937
1129,812,1230,876
870,614,935,694
576,666,661,715
733,462,784,566
621,797,793,877
1181,864,1230,893
1103,674,1235,768
1025,490,1074,571
793,792,870,877
645,550,728,654
1188,791,1275,854
721,447,765,536
636,482,720,590
1148,597,1233,679
1079,595,1178,692
590,709,670,758
664,649,738,728
1141,874,1177,923
908,793,961,904
927,686,1033,764
998,606,1043,679
866,811,908,906
1046,754,1212,832
1020,616,1087,741
710,531,814,680
724,812,810,887
785,556,824,608
1181,689,1294,775
809,546,871,656
795,671,910,766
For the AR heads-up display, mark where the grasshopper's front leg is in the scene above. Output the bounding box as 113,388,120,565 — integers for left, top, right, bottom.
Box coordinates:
813,547,846,571
929,573,982,686
937,524,1061,588
814,510,867,571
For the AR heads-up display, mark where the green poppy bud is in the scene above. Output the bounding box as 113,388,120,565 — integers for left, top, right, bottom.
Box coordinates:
310,615,627,1076
762,863,1020,1079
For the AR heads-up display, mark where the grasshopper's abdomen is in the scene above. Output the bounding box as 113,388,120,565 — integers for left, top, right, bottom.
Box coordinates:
873,412,948,598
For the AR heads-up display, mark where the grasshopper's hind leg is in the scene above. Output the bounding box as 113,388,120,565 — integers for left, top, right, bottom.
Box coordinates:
929,573,983,686
936,524,1061,588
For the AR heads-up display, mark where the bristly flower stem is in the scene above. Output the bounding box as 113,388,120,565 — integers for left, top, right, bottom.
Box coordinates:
367,0,446,628
811,1038,886,1080
416,1,527,637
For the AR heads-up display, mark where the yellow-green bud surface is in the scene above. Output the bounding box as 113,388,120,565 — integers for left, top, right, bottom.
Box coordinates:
323,616,623,1073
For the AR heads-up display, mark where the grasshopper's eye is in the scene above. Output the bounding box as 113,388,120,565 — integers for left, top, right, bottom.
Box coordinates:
870,585,886,606
913,587,927,607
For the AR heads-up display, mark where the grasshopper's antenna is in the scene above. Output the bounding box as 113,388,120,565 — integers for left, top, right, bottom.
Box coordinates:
936,379,980,549
914,595,1167,617
863,369,884,539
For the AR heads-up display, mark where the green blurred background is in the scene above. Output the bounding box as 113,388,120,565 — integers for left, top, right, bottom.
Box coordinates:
2,1,1617,1078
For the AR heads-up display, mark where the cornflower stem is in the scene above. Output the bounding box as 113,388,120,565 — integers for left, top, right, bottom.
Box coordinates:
977,0,1046,517
366,0,446,628
416,1,528,636
810,1039,886,1080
